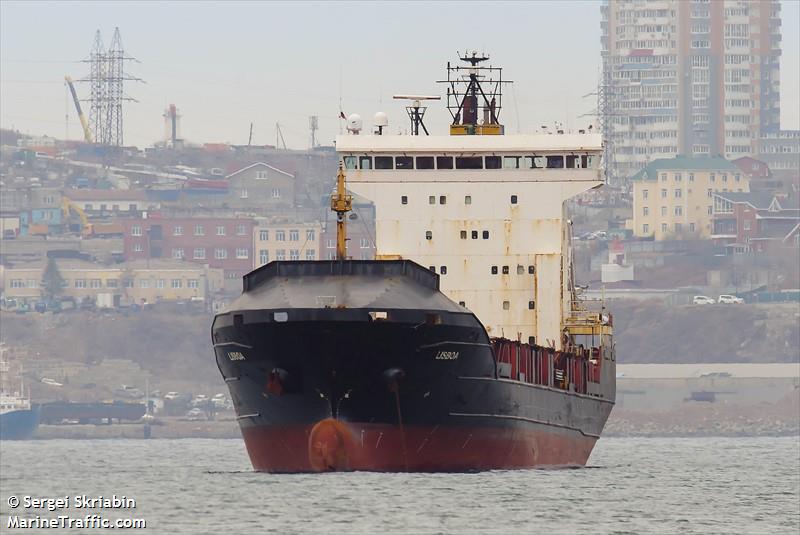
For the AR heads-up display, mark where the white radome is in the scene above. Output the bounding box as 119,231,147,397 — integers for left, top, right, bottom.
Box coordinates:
373,111,389,128
346,114,363,134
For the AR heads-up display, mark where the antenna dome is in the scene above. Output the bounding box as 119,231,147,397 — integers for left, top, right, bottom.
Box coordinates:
346,114,363,133
373,111,389,127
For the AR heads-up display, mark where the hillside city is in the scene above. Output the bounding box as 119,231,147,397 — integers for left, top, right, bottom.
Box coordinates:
1,0,798,428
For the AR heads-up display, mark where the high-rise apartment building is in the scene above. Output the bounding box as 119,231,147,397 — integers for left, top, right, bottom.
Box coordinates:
601,0,782,182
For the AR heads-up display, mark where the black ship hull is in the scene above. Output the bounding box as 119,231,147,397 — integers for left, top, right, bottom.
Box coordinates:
213,261,614,472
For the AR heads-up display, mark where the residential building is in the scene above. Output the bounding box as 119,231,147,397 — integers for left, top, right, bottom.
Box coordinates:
601,0,783,181
757,130,800,192
18,188,62,235
0,259,223,305
120,215,255,282
628,156,749,240
0,212,20,238
711,192,799,252
225,162,296,209
62,189,155,215
733,156,791,195
253,220,321,268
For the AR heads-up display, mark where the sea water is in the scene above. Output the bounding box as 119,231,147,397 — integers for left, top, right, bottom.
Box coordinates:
1,436,798,534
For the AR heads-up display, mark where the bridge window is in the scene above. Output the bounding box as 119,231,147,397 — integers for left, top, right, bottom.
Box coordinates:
511,195,518,204
455,156,483,169
416,156,434,169
460,230,467,239
439,195,446,205
528,265,535,274
440,266,447,275
396,156,414,170
343,156,357,170
425,231,432,240
465,195,472,204
401,195,408,204
375,156,393,169
359,156,372,169
566,155,580,168
525,155,545,169
546,155,564,168
472,230,478,239
503,156,520,169
491,266,498,274
482,230,489,239
502,301,510,310
502,266,509,274
485,156,501,169
528,301,535,309
429,196,435,204
517,265,525,274
436,156,454,169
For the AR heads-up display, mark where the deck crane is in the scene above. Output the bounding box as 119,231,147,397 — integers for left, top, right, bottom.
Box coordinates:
65,75,93,143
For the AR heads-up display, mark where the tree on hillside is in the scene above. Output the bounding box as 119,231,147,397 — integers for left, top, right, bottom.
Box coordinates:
41,257,65,303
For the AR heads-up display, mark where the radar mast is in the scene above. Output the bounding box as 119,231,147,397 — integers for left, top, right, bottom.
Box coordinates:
437,51,512,135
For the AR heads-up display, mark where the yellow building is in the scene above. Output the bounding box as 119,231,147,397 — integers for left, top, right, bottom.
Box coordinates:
252,219,321,269
0,259,223,306
628,156,750,240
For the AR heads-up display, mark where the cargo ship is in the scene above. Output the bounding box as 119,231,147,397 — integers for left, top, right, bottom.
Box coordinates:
213,53,615,472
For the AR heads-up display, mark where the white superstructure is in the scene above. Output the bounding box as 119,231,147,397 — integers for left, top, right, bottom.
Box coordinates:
0,350,30,415
337,133,603,349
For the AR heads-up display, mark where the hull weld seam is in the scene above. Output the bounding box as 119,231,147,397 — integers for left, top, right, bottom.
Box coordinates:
448,411,601,438
418,341,492,349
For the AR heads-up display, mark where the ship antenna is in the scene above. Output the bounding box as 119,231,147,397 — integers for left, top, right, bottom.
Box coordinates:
331,164,352,260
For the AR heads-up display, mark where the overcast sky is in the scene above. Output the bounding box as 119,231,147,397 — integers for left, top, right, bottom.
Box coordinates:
1,1,798,149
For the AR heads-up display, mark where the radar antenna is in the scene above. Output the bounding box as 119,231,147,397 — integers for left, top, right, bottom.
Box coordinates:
437,51,513,135
392,95,441,136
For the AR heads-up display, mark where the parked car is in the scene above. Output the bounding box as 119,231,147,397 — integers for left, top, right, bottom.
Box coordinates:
185,408,206,421
692,295,715,305
164,391,180,401
191,394,209,407
718,294,744,304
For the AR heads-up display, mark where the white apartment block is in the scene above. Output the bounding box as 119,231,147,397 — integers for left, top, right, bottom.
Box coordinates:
601,0,782,181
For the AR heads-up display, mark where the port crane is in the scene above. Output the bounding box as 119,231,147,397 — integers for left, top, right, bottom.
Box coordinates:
65,75,93,143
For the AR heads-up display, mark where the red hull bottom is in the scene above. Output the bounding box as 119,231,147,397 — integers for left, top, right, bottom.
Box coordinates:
241,419,597,472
